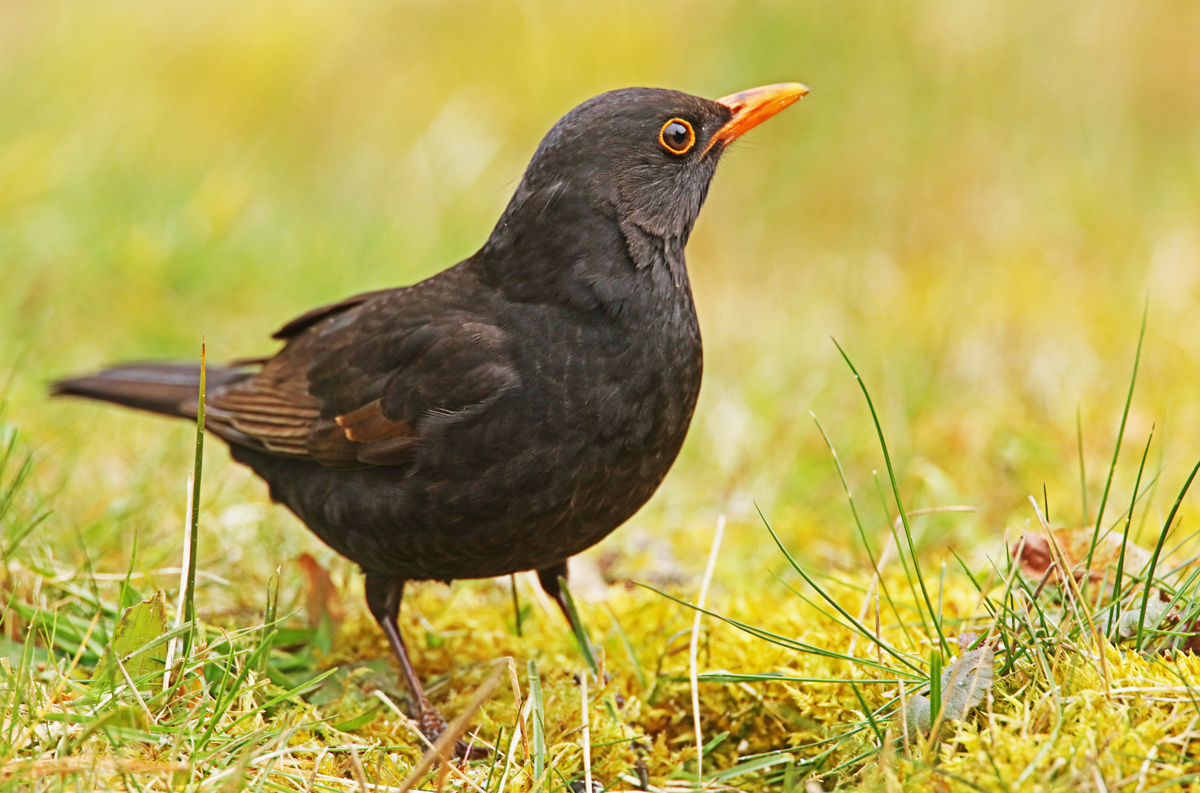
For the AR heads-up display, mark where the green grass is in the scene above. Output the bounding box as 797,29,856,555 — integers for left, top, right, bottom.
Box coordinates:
2,0,1200,789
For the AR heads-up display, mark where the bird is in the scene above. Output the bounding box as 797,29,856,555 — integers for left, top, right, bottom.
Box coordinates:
52,82,808,744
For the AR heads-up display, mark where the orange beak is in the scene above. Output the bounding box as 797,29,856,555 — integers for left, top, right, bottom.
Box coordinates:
708,82,810,152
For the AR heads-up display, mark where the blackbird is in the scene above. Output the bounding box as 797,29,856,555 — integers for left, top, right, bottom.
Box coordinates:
53,83,808,740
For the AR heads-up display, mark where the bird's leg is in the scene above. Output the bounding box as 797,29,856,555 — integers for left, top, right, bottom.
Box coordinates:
536,561,596,662
536,561,573,627
363,574,448,742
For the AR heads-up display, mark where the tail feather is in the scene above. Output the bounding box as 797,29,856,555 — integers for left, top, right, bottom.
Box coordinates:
51,362,252,420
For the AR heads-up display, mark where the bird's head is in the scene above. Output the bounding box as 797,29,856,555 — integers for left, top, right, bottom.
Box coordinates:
486,84,808,269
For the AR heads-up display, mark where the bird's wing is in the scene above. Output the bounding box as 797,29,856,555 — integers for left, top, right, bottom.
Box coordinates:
207,278,517,468
269,289,391,341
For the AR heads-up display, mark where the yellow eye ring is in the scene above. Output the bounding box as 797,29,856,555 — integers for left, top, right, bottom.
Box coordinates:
658,118,695,155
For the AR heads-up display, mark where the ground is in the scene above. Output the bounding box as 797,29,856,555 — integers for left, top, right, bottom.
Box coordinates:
2,0,1200,790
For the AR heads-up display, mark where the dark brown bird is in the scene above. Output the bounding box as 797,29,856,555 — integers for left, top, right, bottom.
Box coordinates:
53,83,808,740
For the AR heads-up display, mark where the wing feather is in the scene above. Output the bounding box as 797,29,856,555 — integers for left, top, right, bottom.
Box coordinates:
206,271,516,469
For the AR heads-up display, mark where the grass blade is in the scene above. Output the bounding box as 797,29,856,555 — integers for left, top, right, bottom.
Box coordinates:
1136,459,1200,650
811,412,914,645
555,575,598,675
833,339,950,655
1110,427,1153,641
528,660,546,791
757,508,921,671
1085,299,1147,572
183,339,206,658
640,583,924,680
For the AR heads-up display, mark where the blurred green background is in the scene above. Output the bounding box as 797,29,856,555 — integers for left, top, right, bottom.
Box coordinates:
1,0,1198,595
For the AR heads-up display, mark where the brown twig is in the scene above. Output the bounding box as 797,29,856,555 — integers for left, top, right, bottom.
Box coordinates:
690,514,725,787
395,665,505,793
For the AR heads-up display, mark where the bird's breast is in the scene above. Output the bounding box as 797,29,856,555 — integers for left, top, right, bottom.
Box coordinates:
505,271,702,501
347,256,705,578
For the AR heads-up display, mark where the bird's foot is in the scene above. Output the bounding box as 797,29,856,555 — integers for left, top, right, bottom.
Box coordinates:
454,737,490,761
417,703,489,760
417,704,448,744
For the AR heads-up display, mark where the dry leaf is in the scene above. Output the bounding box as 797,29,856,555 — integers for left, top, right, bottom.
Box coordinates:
297,553,345,631
1013,527,1151,589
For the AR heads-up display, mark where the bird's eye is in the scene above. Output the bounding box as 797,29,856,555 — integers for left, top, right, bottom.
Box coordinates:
658,119,695,155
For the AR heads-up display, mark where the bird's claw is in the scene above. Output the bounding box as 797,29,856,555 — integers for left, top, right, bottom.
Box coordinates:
418,705,490,760
417,705,448,744
454,739,491,761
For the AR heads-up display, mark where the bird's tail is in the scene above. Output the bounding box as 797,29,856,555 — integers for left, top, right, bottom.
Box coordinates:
51,362,251,420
